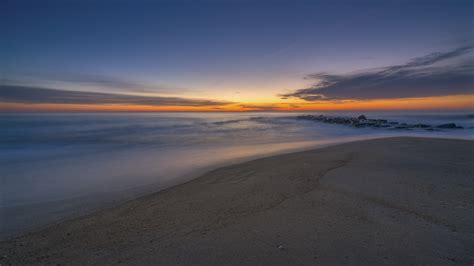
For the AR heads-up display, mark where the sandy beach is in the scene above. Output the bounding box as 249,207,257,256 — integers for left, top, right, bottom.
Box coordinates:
1,137,473,265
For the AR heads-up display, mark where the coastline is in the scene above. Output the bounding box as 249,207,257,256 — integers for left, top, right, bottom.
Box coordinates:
0,136,391,240
1,137,473,265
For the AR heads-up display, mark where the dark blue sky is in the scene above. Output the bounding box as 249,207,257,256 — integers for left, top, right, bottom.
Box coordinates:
1,0,473,108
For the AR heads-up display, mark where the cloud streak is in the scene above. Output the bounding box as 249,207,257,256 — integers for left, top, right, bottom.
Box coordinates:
239,104,281,110
281,46,474,101
0,85,232,107
6,73,191,94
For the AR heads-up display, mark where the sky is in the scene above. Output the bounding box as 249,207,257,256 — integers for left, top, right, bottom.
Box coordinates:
1,0,473,112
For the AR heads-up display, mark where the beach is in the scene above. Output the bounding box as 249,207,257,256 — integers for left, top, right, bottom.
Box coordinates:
1,137,473,265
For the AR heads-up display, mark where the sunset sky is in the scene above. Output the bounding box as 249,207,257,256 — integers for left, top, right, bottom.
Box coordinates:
1,0,473,112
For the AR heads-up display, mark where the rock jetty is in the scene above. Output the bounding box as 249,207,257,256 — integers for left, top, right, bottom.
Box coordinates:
296,115,464,131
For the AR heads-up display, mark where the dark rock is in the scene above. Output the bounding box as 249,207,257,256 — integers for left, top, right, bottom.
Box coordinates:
294,114,463,131
413,124,430,128
436,123,457,129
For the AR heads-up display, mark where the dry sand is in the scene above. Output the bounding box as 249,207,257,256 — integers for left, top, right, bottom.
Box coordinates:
1,137,473,265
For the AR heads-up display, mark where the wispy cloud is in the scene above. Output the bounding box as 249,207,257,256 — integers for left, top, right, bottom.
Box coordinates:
0,85,232,107
45,73,157,93
5,73,190,94
281,46,474,101
239,104,281,111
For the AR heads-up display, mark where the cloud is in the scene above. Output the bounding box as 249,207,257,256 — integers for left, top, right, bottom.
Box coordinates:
7,72,190,94
281,46,474,101
47,73,156,93
239,104,282,110
0,85,232,106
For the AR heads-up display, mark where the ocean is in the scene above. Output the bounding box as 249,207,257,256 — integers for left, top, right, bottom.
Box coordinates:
1,111,473,238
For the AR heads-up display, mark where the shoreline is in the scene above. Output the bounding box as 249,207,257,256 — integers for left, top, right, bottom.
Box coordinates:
1,137,473,265
0,134,409,240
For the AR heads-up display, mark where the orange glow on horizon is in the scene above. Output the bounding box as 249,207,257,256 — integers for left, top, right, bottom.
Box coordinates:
1,94,473,112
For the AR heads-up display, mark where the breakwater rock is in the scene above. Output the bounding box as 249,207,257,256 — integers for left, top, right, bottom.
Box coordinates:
296,115,464,131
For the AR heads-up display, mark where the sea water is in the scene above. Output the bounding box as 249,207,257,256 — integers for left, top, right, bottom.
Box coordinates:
1,111,472,238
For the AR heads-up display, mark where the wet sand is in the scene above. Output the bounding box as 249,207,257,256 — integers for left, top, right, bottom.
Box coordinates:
1,137,473,265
